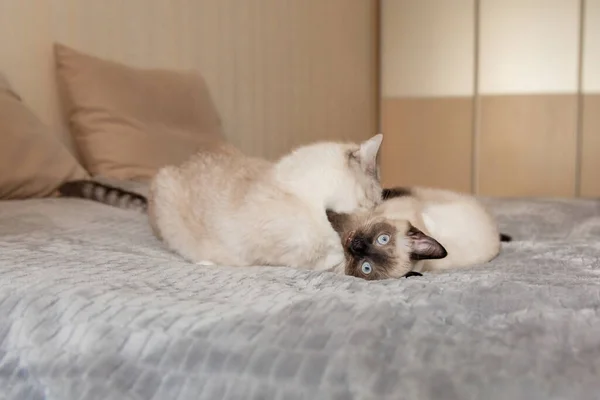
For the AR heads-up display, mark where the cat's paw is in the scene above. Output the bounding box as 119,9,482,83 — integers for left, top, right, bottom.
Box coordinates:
195,260,216,266
313,251,345,272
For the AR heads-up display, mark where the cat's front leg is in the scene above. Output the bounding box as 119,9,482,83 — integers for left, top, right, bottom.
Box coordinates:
311,234,345,272
312,249,345,272
195,260,216,266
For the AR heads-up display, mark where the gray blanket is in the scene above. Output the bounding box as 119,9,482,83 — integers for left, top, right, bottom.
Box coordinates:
0,197,599,400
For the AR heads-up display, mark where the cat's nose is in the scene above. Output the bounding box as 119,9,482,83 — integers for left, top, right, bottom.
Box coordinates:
349,237,367,255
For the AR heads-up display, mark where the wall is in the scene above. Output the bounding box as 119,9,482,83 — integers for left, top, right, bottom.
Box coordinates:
381,0,475,193
0,0,378,160
381,0,600,198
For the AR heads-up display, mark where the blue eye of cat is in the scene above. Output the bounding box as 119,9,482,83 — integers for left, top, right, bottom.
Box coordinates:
361,261,372,274
376,234,390,245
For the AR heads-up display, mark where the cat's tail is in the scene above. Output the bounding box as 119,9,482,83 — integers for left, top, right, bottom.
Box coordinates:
58,180,148,212
499,233,512,242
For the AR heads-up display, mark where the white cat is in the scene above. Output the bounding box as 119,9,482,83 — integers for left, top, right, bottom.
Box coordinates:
378,186,502,272
327,186,504,280
148,136,383,270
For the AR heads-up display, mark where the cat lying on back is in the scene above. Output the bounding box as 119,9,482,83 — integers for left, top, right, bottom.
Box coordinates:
326,208,447,280
62,136,384,270
326,186,508,280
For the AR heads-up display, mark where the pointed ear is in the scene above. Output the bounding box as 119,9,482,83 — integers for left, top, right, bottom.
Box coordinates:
326,210,353,236
407,225,447,260
352,133,383,174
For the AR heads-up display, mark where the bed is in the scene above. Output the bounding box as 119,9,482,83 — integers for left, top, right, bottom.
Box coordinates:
1,191,599,400
1,15,599,399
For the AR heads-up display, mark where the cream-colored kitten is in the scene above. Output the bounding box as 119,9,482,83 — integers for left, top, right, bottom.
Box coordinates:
326,186,503,279
377,186,502,273
326,209,447,280
148,135,383,270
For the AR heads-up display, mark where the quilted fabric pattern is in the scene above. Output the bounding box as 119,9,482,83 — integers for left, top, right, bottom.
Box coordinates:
0,197,599,400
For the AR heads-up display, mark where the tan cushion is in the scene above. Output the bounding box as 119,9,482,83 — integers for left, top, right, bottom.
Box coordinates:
0,73,88,199
55,43,225,181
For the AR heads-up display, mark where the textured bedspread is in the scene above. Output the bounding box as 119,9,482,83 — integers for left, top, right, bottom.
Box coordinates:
0,197,599,400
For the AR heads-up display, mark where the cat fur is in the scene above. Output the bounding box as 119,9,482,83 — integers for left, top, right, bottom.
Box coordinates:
327,186,504,279
147,135,384,269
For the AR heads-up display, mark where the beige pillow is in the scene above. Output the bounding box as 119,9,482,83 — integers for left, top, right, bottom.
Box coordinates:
0,73,88,199
55,43,225,181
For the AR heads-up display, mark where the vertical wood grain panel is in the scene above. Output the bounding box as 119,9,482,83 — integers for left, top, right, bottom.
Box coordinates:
380,0,475,192
478,95,577,197
580,0,600,197
477,0,579,197
0,0,378,160
381,98,473,192
0,1,56,138
580,95,600,197
582,0,600,93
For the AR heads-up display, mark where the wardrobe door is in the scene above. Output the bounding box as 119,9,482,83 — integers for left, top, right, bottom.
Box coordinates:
380,0,475,192
580,0,600,197
477,0,580,197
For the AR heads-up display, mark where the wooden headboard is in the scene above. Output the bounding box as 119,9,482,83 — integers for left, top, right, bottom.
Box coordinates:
0,0,378,160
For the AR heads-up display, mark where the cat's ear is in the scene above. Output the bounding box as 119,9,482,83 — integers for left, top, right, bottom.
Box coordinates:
326,210,353,236
407,224,447,260
352,134,383,174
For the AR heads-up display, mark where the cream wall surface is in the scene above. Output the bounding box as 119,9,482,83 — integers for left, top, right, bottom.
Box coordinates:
0,0,378,160
477,0,579,197
380,0,475,192
381,0,475,98
582,0,600,93
479,0,580,95
381,0,600,198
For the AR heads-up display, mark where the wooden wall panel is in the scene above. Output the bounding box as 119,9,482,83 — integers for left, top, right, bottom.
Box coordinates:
580,0,600,197
381,98,473,192
380,0,598,198
580,97,600,197
582,0,600,93
380,0,475,193
478,95,577,197
0,0,378,160
477,0,580,197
